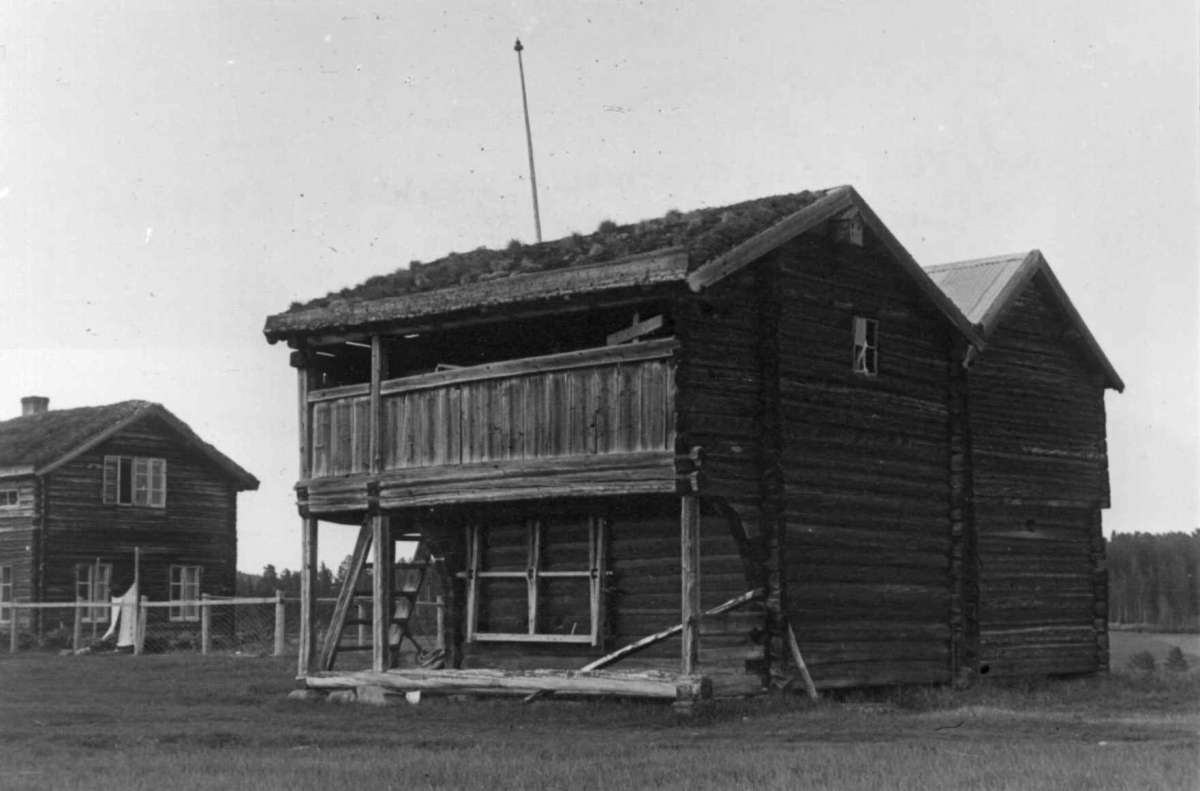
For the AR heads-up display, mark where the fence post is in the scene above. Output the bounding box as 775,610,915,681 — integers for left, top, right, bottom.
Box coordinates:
73,602,82,652
135,596,148,655
435,595,445,651
201,594,211,655
356,601,366,647
274,590,285,657
9,601,19,654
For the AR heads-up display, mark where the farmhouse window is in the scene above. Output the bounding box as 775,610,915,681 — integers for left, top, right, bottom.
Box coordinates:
169,565,202,622
0,565,12,624
102,456,166,507
75,562,112,623
463,515,606,645
0,489,17,507
852,316,878,376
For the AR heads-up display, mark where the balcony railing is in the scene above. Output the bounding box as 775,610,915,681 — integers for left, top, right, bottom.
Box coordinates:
306,339,677,479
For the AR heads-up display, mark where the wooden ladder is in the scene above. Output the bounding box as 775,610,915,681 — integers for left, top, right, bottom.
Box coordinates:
317,520,434,671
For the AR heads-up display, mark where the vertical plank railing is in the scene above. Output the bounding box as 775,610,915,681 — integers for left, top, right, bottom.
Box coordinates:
306,342,677,479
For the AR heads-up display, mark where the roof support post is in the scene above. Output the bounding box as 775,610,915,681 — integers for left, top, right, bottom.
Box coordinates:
298,516,319,678
680,495,701,675
371,515,394,673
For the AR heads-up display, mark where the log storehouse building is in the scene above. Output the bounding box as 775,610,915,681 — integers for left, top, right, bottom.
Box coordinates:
0,398,259,638
263,185,1122,704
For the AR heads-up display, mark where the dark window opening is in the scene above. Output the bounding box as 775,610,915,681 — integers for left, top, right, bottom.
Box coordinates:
309,301,674,387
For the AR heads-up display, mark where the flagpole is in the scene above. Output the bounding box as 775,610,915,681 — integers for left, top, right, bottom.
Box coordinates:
514,38,543,243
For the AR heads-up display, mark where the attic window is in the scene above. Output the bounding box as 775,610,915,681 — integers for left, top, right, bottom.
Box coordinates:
831,213,864,246
103,456,166,508
0,490,17,508
852,317,878,376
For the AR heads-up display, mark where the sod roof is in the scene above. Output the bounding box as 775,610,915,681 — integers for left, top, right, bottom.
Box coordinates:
265,188,847,340
0,400,259,487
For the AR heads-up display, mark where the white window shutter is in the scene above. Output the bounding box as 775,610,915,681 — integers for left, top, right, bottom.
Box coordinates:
149,458,166,507
102,456,118,504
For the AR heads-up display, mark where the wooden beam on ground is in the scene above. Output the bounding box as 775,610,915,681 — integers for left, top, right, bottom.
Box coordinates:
318,522,373,671
305,667,708,700
298,517,319,677
371,515,393,672
680,495,701,675
786,622,819,700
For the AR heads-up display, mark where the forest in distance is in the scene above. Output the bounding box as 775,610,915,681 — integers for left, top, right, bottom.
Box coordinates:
237,531,1200,633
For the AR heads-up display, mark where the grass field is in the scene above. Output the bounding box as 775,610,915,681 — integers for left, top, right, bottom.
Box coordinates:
1,641,1196,791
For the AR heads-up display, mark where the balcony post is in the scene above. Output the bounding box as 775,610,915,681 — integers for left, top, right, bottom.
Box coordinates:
369,335,386,474
293,353,314,481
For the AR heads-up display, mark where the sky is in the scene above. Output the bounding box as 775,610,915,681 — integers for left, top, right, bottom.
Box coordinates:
1,1,1196,573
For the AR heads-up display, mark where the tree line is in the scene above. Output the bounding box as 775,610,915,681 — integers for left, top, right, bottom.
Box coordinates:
238,532,1199,632
1107,531,1200,631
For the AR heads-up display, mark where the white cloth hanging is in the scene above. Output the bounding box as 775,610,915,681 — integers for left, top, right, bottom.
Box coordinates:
100,583,138,647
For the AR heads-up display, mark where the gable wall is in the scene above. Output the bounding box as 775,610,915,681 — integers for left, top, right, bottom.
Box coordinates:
774,230,956,687
967,275,1111,677
41,416,239,608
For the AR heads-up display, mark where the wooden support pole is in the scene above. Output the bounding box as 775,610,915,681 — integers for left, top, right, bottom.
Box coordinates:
200,594,211,655
786,622,818,700
73,602,82,652
135,596,148,655
356,602,367,647
274,590,286,657
371,515,394,673
298,366,313,480
298,517,319,677
9,602,18,653
680,495,701,675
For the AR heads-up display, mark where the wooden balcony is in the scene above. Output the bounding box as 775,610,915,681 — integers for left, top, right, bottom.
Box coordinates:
300,339,682,513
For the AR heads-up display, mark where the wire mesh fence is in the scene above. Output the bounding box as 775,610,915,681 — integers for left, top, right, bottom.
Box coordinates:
1,594,445,660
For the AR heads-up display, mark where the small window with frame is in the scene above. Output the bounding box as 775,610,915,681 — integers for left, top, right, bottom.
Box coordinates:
0,489,18,508
0,565,12,624
169,565,202,621
852,316,878,376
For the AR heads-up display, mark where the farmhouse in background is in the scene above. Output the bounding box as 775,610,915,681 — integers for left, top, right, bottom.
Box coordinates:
263,185,1122,702
0,398,259,636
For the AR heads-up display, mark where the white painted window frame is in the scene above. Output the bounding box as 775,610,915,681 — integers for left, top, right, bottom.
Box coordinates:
169,565,202,622
0,489,18,508
75,562,113,623
103,455,166,508
0,565,12,624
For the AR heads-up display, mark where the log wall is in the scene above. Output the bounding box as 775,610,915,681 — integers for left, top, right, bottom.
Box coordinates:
40,415,240,622
966,275,1111,677
0,477,38,628
774,231,955,688
674,267,775,673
